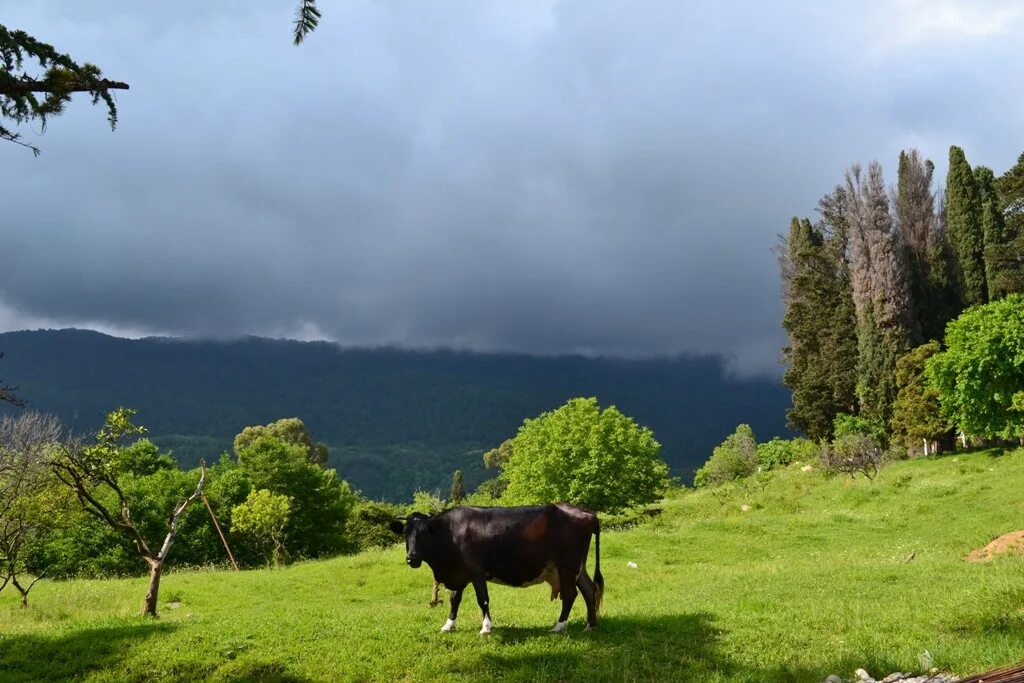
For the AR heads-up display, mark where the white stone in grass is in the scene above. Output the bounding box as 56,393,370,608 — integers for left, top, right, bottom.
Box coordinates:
627,561,638,568
855,669,873,682
740,504,751,512
801,464,814,472
824,676,842,683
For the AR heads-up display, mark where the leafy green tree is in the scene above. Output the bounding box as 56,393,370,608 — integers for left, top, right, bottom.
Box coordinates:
483,439,514,470
890,342,949,454
500,398,668,514
449,469,465,505
236,435,356,558
50,408,207,616
927,294,1024,440
694,424,758,488
234,417,329,467
946,146,987,307
231,489,291,567
832,412,887,443
821,433,883,480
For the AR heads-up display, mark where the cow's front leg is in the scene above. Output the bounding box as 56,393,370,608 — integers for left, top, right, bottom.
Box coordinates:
471,578,492,635
441,584,465,632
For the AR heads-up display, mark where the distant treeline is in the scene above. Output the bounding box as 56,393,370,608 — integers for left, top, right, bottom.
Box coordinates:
0,330,789,499
779,147,1024,446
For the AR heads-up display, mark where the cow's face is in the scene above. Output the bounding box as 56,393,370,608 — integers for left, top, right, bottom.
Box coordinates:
389,512,439,568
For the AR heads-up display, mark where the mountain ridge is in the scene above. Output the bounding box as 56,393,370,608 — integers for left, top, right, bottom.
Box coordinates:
0,328,790,500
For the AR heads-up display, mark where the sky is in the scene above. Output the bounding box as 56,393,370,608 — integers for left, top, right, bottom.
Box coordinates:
1,0,1022,377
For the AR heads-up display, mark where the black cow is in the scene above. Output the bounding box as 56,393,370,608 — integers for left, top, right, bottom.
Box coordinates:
390,503,604,634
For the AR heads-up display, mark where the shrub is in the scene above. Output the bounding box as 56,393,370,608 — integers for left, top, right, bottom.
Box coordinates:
755,437,818,470
821,433,884,480
345,500,403,552
695,424,758,488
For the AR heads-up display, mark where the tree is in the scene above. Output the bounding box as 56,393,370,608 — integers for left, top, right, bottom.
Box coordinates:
0,412,70,607
49,408,206,616
927,295,1024,440
896,149,957,343
2,3,319,154
0,353,25,407
234,417,329,467
483,439,514,470
231,489,291,567
890,342,949,455
988,152,1024,297
975,166,1006,303
235,435,356,558
449,470,465,505
778,209,856,441
500,398,668,514
846,162,914,424
694,424,758,488
946,146,987,307
0,25,126,155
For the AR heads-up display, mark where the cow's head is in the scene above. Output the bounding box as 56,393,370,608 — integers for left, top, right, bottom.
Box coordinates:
389,512,441,568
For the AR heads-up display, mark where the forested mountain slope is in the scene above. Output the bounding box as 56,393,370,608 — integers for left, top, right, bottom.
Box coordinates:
0,329,788,499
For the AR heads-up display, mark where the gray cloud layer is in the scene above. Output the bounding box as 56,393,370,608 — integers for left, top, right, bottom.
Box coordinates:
2,0,1022,376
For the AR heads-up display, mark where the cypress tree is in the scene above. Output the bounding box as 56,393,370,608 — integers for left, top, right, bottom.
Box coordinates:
779,205,857,441
946,146,987,307
990,153,1024,297
895,149,934,344
975,166,1006,301
845,162,913,425
449,469,465,505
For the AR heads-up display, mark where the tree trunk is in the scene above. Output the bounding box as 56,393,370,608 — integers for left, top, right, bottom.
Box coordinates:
143,559,162,617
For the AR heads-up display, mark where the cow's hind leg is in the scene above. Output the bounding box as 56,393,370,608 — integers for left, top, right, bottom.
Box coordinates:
576,569,598,631
550,568,578,633
441,584,465,632
471,578,492,635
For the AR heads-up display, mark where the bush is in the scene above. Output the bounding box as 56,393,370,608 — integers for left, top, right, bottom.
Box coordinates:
833,413,887,443
345,500,403,552
821,433,884,480
695,424,758,488
755,437,818,470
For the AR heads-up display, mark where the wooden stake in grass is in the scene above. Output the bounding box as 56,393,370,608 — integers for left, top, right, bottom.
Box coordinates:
202,492,239,571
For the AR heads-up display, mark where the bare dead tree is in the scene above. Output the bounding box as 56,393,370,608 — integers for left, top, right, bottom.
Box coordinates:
50,408,207,616
0,412,66,607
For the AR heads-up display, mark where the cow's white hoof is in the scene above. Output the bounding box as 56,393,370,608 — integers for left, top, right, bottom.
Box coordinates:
440,618,456,632
479,616,492,635
549,621,567,633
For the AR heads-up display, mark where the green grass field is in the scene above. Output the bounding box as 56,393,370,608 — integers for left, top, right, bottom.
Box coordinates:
2,448,1023,682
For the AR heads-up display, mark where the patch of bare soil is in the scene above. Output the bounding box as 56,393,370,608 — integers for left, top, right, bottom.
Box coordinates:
965,530,1024,562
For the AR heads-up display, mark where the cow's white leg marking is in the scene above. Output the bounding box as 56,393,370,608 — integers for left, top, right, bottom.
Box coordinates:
440,618,456,632
549,621,567,633
479,616,492,635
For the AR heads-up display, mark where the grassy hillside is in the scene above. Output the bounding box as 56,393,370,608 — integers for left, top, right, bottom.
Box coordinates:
2,449,1023,682
0,329,789,500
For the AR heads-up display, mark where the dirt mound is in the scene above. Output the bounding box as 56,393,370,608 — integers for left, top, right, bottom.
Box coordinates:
965,530,1024,562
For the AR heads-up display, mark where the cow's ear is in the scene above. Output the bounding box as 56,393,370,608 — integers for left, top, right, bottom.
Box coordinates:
388,520,405,534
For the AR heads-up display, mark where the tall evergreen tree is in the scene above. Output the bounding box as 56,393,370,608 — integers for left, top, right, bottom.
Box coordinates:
895,149,934,344
945,146,987,307
975,166,1006,301
990,152,1024,297
845,162,913,425
778,200,857,441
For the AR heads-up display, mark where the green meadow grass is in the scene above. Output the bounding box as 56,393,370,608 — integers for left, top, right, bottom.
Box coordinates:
2,448,1023,682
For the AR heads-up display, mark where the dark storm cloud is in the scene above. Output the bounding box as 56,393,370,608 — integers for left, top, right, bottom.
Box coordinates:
1,0,1022,376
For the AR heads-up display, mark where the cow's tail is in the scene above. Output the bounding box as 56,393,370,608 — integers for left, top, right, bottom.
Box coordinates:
593,521,604,614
